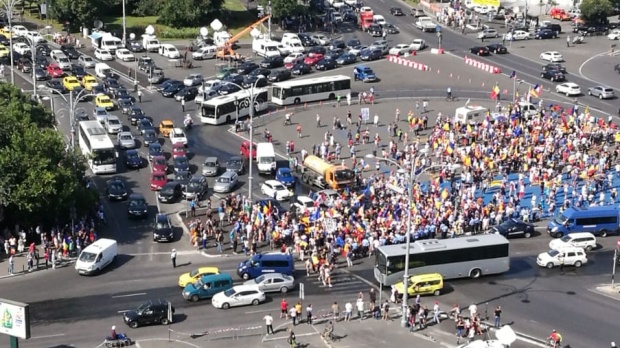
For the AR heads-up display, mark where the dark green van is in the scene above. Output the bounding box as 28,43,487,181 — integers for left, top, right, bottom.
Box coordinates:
182,273,233,302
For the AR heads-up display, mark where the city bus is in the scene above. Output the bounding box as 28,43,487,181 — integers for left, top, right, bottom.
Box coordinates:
199,88,269,125
271,75,351,106
374,234,510,285
77,120,117,174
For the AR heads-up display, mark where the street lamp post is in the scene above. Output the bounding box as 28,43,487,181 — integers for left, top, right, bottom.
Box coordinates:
121,0,127,45
1,0,19,84
39,85,92,150
25,26,52,99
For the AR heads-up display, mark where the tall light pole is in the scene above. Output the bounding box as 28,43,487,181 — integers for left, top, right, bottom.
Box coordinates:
25,26,52,99
267,1,272,39
1,0,19,84
122,0,127,45
39,85,91,150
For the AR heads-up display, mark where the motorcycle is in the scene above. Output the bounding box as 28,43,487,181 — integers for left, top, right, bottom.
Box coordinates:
184,115,193,130
105,333,133,347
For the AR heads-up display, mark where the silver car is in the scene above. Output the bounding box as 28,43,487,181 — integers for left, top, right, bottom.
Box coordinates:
588,86,614,99
213,171,238,193
184,73,204,87
202,157,220,176
117,131,135,149
105,115,123,134
243,273,295,293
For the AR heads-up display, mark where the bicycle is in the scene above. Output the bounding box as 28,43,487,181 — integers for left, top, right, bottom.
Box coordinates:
446,95,459,102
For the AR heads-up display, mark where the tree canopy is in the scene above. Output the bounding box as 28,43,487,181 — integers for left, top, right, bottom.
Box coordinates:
0,84,94,228
260,0,302,19
49,0,101,31
157,0,225,28
580,0,614,23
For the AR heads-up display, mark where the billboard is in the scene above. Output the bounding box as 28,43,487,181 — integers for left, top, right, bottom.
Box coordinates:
471,0,501,6
0,299,30,340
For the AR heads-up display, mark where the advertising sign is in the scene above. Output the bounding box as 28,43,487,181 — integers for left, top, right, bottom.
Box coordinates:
0,299,30,340
471,0,500,7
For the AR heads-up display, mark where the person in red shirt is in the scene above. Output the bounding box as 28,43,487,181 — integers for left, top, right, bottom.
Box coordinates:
280,299,289,319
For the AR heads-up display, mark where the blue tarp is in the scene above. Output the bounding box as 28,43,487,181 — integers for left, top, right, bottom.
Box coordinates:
88,32,103,40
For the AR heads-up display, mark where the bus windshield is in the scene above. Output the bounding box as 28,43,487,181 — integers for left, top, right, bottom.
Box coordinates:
202,105,216,118
92,149,116,165
554,213,569,225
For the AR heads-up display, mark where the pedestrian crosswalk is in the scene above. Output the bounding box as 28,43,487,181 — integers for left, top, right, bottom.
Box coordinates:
301,267,371,294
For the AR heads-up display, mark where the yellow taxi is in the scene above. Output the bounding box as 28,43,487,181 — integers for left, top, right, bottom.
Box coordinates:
159,120,174,137
81,75,99,91
392,273,444,297
0,27,12,38
0,44,8,58
95,93,114,111
62,76,81,91
178,267,220,287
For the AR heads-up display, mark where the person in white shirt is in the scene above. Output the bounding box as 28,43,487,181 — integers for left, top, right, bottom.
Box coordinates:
263,313,274,335
468,303,477,319
289,306,298,326
344,302,353,321
356,298,365,321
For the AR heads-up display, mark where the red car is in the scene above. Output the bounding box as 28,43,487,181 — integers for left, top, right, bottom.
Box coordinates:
304,54,324,66
171,142,187,159
240,141,257,159
46,64,64,78
151,155,169,173
284,62,295,70
150,171,167,191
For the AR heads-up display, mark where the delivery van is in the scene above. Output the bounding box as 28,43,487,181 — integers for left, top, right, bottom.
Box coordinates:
95,63,113,79
454,106,487,124
546,206,620,238
252,39,282,58
237,253,294,280
101,36,122,54
75,238,118,275
182,273,233,302
256,142,276,175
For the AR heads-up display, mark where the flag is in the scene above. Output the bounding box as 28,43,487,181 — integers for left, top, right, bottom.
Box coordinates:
530,84,542,98
465,98,470,106
490,85,500,99
310,208,321,222
440,188,449,200
509,70,516,79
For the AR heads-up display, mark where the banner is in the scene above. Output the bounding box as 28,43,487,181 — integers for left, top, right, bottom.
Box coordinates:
471,0,500,7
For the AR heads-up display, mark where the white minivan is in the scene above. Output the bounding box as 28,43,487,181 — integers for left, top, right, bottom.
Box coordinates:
256,142,276,174
75,238,118,275
536,247,587,269
549,232,597,252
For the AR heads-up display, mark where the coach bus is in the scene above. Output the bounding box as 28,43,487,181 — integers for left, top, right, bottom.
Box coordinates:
374,234,510,285
271,75,351,106
199,88,269,125
77,120,117,174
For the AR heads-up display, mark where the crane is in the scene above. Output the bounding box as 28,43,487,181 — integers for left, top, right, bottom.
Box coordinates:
216,15,271,59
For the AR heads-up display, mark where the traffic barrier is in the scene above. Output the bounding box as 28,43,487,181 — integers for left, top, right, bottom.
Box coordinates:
464,56,501,74
430,48,444,54
387,55,429,71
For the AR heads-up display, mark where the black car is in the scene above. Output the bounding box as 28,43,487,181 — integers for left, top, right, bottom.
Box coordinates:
218,83,242,95
142,129,158,146
183,176,209,200
123,299,174,328
148,142,164,160
237,61,259,75
291,62,312,75
542,63,566,73
117,98,134,114
486,43,507,54
138,56,156,71
129,106,146,125
114,88,135,102
260,56,284,69
173,155,190,173
540,69,565,81
223,73,244,86
103,78,122,93
336,53,357,65
34,55,50,69
127,193,148,219
368,25,383,37
346,39,361,48
242,76,269,89
324,49,344,61
125,149,143,169
126,40,144,52
226,156,246,174
539,24,562,34
60,45,80,59
75,110,90,122
45,80,67,94
153,214,174,242
491,218,535,238
70,64,87,79
106,177,129,201
16,57,32,73
249,67,271,78
36,44,52,57
359,49,382,61
175,86,199,101
156,79,182,92
162,84,184,97
390,6,404,15
534,29,556,39
158,183,183,204
34,67,49,80
343,10,357,22
174,170,192,188
469,46,490,56
315,58,337,70
329,39,346,50
383,23,399,34
268,69,291,82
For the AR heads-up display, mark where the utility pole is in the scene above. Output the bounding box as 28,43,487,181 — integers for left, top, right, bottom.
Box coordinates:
122,0,127,44
267,1,272,39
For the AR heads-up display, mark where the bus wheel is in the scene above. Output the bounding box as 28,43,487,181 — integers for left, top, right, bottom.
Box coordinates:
469,268,481,279
600,230,608,237
328,93,336,100
294,98,301,104
226,116,231,123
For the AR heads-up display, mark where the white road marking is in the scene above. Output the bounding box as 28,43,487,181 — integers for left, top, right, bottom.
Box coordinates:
111,292,147,298
117,310,130,313
245,308,279,314
262,332,319,342
30,334,67,339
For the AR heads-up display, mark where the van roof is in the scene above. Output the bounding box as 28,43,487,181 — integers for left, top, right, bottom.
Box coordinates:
254,253,292,261
563,205,619,217
201,273,233,282
83,238,117,252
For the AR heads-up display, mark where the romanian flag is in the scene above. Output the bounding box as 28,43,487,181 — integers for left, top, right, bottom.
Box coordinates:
440,188,449,200
530,84,542,98
490,85,500,99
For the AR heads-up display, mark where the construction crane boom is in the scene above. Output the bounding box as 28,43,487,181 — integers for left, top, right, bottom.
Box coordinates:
217,15,270,59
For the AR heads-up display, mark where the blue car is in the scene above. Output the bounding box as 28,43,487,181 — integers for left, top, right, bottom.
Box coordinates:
535,29,557,39
125,149,143,169
276,168,296,187
148,143,164,161
359,49,382,61
353,65,378,82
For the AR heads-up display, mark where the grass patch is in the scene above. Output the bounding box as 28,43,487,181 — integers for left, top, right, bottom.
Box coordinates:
402,0,420,7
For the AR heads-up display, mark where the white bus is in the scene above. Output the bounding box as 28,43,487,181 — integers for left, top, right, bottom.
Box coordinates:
271,75,351,106
199,88,270,125
78,120,117,174
374,234,510,285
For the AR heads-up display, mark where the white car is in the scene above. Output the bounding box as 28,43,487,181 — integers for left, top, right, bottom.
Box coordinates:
12,25,28,37
333,12,343,22
115,48,135,61
169,128,188,146
608,29,620,40
50,50,65,61
211,285,266,309
293,196,317,214
78,55,96,68
25,31,44,43
536,247,587,269
409,39,427,51
261,180,292,200
286,41,305,54
556,82,581,96
13,43,30,55
373,15,387,26
284,52,305,64
568,8,581,17
56,56,72,70
389,44,412,56
95,48,114,61
198,79,222,94
311,34,329,45
506,30,530,40
540,51,563,62
192,46,217,60
117,131,136,149
348,45,368,56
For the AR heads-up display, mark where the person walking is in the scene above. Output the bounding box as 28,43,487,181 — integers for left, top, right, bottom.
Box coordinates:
331,301,340,322
566,36,570,47
344,302,353,321
356,297,365,321
137,90,143,103
280,298,289,319
382,300,390,320
559,255,565,275
316,114,321,127
171,249,177,268
181,98,186,112
289,306,298,326
306,304,313,325
27,252,33,272
432,301,441,324
264,313,275,335
8,254,14,275
494,305,502,328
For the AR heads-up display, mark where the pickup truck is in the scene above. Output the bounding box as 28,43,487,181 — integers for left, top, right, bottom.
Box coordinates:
415,16,437,32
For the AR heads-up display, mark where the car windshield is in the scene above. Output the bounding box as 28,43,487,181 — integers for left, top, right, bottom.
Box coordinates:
129,199,146,207
188,181,201,189
78,251,97,262
189,269,200,277
108,119,120,125
223,288,236,297
498,219,518,228
560,235,572,243
334,169,354,181
254,275,265,283
92,149,116,165
109,182,124,190
279,172,291,178
120,134,132,140
273,184,286,190
127,152,138,159
259,156,274,164
156,222,169,229
548,249,560,257
153,174,165,181
176,158,188,166
217,177,230,183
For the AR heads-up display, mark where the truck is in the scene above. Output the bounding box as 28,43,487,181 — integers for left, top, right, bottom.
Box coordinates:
141,34,161,52
415,16,437,32
301,155,355,190
359,10,374,31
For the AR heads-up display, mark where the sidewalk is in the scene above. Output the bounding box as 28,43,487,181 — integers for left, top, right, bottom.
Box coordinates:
0,253,76,280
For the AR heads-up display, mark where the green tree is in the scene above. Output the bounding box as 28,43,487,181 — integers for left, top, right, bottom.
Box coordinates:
259,0,302,19
157,0,224,28
131,0,163,17
49,0,101,30
580,0,613,23
0,84,93,227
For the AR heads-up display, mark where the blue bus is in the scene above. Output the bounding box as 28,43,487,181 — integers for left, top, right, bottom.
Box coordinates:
237,253,294,280
547,206,620,238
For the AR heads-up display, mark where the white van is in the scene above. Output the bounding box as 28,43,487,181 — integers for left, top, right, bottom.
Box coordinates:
252,39,281,58
159,44,181,59
536,247,587,269
101,36,122,54
75,238,118,275
519,102,538,118
256,142,276,174
192,46,217,60
142,34,161,52
454,106,487,124
95,63,112,79
549,232,597,251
